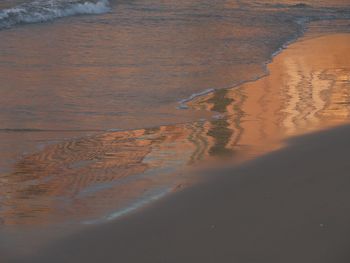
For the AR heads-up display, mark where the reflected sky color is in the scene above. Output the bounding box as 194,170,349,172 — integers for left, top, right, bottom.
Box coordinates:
0,33,350,225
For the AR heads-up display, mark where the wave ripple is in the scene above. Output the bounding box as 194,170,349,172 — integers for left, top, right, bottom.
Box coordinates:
0,0,110,29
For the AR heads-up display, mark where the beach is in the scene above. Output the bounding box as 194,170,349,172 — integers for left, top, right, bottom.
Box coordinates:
16,124,350,263
1,0,350,262
1,31,349,226
2,29,350,263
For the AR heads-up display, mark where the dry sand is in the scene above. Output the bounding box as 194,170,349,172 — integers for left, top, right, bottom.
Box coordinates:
2,31,350,263
13,124,350,263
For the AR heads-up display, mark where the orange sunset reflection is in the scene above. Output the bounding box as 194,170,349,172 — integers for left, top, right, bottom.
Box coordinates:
1,33,350,225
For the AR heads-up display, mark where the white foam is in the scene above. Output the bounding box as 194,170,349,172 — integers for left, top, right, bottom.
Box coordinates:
178,88,215,109
0,0,110,29
82,188,170,225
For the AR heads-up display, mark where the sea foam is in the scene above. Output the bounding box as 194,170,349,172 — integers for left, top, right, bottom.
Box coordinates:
0,0,110,29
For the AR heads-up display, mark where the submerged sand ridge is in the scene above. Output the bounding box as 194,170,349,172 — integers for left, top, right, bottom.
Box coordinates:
0,33,350,226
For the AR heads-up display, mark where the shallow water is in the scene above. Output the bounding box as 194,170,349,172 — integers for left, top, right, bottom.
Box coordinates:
0,1,350,226
1,31,350,226
1,1,349,132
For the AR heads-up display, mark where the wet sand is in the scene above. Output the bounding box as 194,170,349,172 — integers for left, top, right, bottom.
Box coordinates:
2,32,350,262
2,33,350,226
16,123,350,263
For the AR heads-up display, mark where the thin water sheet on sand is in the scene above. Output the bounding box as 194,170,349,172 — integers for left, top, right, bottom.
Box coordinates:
0,32,350,231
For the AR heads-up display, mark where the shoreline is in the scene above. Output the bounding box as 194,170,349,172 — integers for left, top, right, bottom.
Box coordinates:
15,123,350,263
1,1,350,261
177,19,307,110
1,31,350,262
1,31,350,227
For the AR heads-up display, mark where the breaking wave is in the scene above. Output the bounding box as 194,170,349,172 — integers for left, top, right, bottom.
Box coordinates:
0,0,110,29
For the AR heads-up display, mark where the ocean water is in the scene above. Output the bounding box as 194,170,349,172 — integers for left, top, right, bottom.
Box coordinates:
0,0,350,226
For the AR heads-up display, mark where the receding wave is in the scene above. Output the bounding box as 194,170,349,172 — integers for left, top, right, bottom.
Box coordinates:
0,0,110,29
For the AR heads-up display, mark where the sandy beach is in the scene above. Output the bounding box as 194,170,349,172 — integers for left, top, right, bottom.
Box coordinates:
1,32,349,226
14,124,350,263
1,1,350,262
2,31,350,262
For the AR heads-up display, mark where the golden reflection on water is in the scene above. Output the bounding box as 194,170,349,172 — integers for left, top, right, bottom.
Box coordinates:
1,34,350,225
